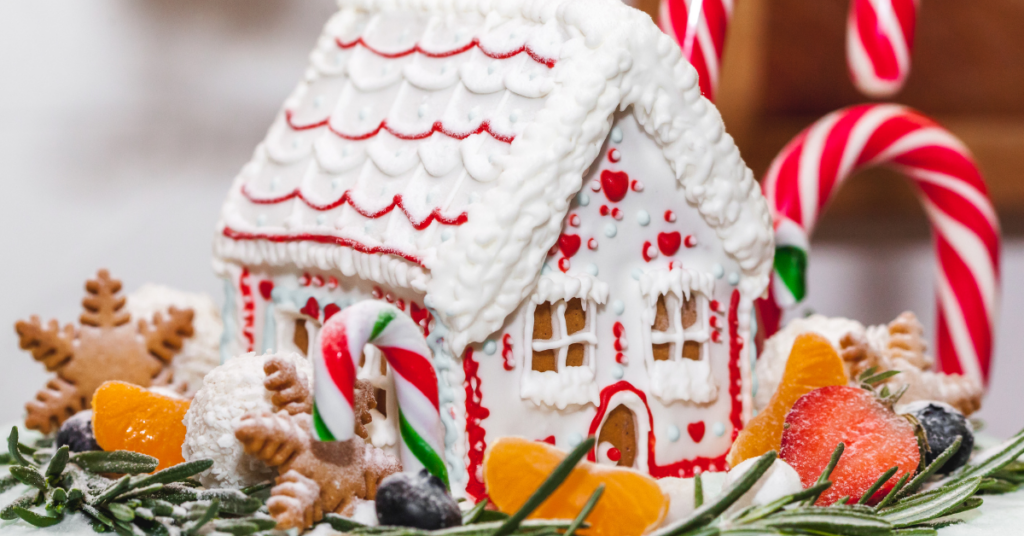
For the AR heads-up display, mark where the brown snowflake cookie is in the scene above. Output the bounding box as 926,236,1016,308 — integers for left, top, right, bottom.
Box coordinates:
15,269,195,434
234,357,400,530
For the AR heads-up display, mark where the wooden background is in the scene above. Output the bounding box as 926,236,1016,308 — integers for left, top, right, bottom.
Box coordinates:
636,0,1024,238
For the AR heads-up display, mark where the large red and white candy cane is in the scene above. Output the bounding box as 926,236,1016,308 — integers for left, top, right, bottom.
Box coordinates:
313,300,448,486
847,0,919,97
759,104,1000,384
659,0,734,102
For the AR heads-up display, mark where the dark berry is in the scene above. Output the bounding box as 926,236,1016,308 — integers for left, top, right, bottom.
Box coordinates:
376,469,461,530
56,410,100,453
901,401,974,474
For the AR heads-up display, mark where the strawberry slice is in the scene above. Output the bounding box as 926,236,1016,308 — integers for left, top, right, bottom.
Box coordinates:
780,385,920,505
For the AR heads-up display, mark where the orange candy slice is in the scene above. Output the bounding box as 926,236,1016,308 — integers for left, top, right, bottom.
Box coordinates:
484,436,668,536
727,333,847,468
92,381,190,471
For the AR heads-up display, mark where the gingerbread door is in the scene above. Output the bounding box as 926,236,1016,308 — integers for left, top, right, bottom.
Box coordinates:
597,405,638,468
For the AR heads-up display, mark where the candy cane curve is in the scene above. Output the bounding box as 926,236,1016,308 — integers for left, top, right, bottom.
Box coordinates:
847,0,919,97
758,104,1000,385
659,0,734,102
313,300,448,487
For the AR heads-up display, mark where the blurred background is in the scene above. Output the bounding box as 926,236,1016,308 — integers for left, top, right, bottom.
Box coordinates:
0,1,1021,434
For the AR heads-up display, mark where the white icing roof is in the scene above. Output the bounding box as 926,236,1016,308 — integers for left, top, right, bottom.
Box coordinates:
214,0,774,355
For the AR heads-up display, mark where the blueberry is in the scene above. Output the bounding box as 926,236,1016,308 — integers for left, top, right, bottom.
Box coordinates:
901,401,973,474
376,470,461,530
56,410,100,453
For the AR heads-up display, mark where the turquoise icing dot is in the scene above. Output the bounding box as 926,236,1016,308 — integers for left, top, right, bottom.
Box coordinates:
610,127,623,143
631,268,643,280
712,422,726,437
483,340,497,355
728,272,740,286
604,223,617,237
586,263,599,276
713,263,725,279
611,365,624,379
613,300,625,315
541,264,552,275
577,192,590,206
667,425,681,442
637,210,651,226
568,433,584,447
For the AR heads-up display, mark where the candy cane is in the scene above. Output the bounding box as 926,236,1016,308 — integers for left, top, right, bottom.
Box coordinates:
313,300,448,486
847,0,919,97
659,0,734,102
758,104,1000,385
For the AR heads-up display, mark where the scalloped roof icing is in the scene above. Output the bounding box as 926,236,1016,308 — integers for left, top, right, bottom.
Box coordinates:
214,0,775,356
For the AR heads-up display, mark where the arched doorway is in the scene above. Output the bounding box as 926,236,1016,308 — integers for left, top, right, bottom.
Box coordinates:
597,405,638,467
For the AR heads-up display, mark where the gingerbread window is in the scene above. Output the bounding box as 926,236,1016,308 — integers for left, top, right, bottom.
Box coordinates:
528,298,596,373
274,310,322,360
649,292,709,363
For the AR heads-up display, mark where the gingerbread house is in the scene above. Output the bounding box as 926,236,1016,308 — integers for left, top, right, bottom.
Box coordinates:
213,0,774,499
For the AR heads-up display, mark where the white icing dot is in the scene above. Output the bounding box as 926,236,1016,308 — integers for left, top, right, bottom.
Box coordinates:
316,214,327,225
509,110,519,123
468,108,478,121
577,193,590,206
313,95,324,109
568,433,583,447
612,300,625,315
483,340,497,355
331,178,342,190
667,425,681,442
604,223,617,237
728,272,741,286
417,104,427,118
712,422,726,437
713,264,725,279
631,268,643,280
488,62,497,75
587,238,598,250
611,365,624,379
291,138,301,149
441,229,454,242
256,215,267,227
610,126,623,143
269,176,281,191
341,145,351,157
590,180,602,192
586,263,599,276
636,210,651,226
645,243,659,259
358,107,370,120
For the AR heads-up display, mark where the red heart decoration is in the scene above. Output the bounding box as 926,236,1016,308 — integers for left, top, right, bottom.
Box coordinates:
323,303,341,321
258,280,274,301
687,421,706,443
658,232,681,256
600,170,629,202
300,297,320,319
558,234,581,258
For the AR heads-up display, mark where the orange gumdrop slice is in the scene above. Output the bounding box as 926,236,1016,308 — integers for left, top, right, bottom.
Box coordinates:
484,436,668,536
92,381,190,471
727,333,847,468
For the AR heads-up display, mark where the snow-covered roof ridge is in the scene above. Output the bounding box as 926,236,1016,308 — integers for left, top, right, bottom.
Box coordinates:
214,0,774,356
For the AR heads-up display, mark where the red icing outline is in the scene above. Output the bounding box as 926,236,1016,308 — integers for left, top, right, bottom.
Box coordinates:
222,226,425,267
501,334,515,371
285,110,514,144
239,268,255,352
241,184,468,230
585,289,744,477
463,348,490,500
335,36,557,68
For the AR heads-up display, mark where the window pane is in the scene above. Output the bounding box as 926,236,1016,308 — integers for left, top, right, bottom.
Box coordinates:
682,295,698,329
532,302,557,372
374,387,388,418
683,341,701,360
565,298,586,367
653,296,671,361
294,319,309,356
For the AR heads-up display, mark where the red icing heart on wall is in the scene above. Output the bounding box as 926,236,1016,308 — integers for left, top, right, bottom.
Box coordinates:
258,280,274,301
300,297,320,319
558,234,582,258
687,421,706,443
323,303,341,321
658,232,682,256
600,170,629,202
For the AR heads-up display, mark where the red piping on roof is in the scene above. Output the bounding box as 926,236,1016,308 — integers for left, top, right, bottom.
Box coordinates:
222,226,425,267
284,111,514,144
335,36,557,68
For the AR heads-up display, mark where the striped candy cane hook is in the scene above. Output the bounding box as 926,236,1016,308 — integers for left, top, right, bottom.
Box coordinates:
847,0,919,97
313,300,448,487
659,0,734,102
758,104,1000,386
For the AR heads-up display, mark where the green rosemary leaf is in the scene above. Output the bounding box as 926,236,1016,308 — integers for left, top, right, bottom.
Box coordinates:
72,451,159,475
130,460,213,490
462,498,489,525
891,529,938,536
875,473,910,509
0,474,20,494
47,487,68,511
429,519,575,535
139,499,175,518
2,492,40,520
117,483,165,502
107,502,135,522
92,476,132,505
197,488,262,514
694,472,704,509
651,451,778,536
748,507,891,535
133,517,172,536
879,476,982,528
832,496,852,507
899,436,963,498
214,517,278,535
857,466,898,505
324,512,369,531
942,430,1024,488
491,436,596,536
184,498,220,536
944,496,984,517
45,446,70,481
734,481,832,524
978,477,1019,494
857,367,880,383
144,483,199,504
805,443,844,506
67,488,85,507
12,506,63,527
475,509,509,522
861,370,901,386
80,503,116,527
10,465,48,491
240,479,273,496
884,384,910,407
564,484,603,536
